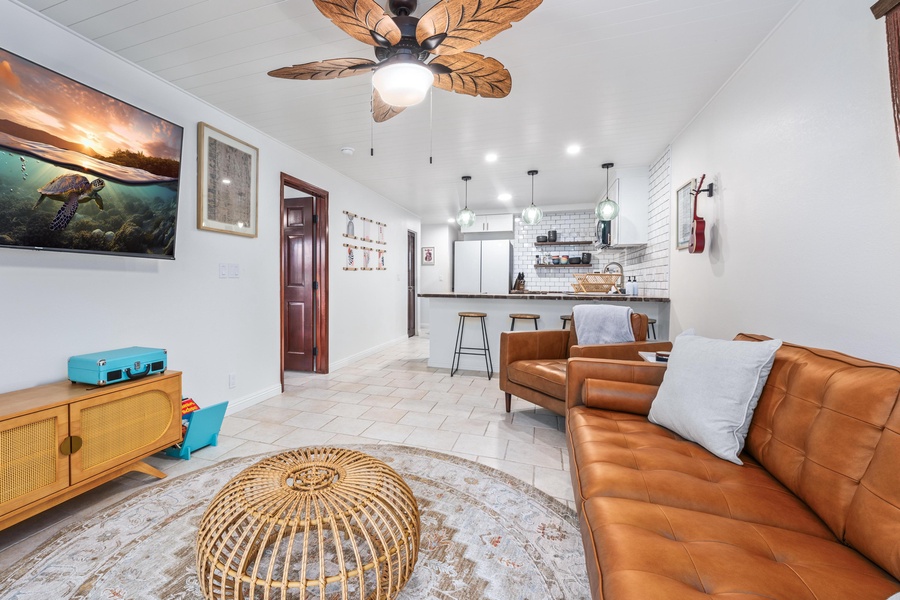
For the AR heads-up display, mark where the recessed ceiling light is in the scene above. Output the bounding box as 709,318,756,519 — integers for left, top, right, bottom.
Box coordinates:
340,146,355,156
447,218,456,223
485,153,498,163
566,144,581,155
498,193,512,202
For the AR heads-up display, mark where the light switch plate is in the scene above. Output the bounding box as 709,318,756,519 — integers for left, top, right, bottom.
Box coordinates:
228,263,239,278
218,263,228,278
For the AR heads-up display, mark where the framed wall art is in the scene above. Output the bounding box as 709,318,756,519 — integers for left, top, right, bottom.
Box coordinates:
422,246,435,266
198,122,258,237
675,179,695,250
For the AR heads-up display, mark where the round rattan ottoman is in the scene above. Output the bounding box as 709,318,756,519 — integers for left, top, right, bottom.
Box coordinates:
196,447,420,600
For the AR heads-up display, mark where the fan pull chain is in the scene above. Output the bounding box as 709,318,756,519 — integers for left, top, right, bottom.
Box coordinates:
370,81,375,157
429,87,434,165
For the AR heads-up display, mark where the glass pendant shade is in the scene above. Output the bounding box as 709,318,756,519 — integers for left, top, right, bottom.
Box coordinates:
456,207,476,228
456,175,475,227
522,169,543,225
595,198,620,220
596,162,619,220
372,62,433,107
521,204,543,225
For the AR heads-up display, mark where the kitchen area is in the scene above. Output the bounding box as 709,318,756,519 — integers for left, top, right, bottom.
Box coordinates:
418,160,672,372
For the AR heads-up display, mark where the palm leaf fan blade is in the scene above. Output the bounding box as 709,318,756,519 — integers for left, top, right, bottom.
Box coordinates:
268,58,376,80
417,0,543,55
431,53,511,98
313,0,401,47
372,88,407,122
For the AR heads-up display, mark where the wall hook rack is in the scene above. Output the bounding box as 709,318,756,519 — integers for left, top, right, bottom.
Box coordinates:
696,181,714,197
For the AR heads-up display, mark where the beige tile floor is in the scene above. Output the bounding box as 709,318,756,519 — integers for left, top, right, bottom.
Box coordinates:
0,334,572,574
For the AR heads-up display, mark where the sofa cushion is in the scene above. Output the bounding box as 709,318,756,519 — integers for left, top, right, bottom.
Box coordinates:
741,335,900,545
845,400,900,580
568,406,834,540
506,359,567,400
648,334,781,464
582,496,900,600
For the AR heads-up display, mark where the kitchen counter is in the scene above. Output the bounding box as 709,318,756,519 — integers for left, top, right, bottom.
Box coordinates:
420,293,670,372
419,292,669,302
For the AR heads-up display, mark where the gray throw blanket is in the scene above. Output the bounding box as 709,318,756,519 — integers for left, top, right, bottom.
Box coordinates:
573,305,635,345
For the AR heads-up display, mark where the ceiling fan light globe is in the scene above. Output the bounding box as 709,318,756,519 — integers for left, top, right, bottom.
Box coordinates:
372,62,433,107
521,204,543,225
456,208,476,228
595,199,620,221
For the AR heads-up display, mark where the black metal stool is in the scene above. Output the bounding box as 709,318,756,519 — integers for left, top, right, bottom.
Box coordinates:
560,314,572,329
648,318,657,340
509,313,540,331
451,312,493,379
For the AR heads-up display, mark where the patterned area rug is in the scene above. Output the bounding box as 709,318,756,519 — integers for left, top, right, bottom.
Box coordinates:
0,445,589,599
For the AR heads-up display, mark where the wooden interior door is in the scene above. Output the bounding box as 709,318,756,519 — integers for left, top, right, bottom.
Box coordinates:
407,230,416,337
283,196,315,371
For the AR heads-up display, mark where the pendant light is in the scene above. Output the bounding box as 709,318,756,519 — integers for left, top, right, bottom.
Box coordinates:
595,162,620,221
521,169,543,225
456,175,476,227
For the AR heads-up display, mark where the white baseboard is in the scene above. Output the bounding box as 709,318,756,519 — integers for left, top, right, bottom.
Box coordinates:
329,335,412,371
224,384,282,416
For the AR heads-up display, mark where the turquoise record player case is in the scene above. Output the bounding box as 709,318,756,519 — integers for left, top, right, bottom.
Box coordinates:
68,346,167,386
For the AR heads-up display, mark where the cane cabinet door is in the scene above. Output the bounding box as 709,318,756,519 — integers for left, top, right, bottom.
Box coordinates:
0,406,70,519
68,374,181,484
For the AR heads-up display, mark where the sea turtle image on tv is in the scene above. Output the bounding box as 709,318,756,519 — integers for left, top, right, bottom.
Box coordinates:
33,174,105,231
0,47,183,258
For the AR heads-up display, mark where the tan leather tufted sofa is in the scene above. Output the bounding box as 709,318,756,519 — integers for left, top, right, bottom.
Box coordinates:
498,312,670,416
565,333,900,599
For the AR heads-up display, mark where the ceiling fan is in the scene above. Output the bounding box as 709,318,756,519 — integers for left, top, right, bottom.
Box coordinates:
268,0,542,122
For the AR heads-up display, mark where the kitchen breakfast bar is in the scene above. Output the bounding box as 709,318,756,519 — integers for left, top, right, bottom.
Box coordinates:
419,293,671,372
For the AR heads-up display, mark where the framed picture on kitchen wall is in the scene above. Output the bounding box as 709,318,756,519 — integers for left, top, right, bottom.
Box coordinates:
675,179,695,250
422,246,435,266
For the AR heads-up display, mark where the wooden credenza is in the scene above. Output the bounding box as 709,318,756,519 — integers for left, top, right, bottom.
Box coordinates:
0,370,182,531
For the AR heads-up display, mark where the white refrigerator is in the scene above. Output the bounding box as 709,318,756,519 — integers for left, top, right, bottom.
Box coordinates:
453,240,513,294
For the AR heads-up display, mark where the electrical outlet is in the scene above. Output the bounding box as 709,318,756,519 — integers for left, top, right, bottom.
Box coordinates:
228,373,236,389
228,263,239,278
219,263,228,278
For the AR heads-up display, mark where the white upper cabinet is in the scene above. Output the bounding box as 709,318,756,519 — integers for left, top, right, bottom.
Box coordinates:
607,167,649,246
460,213,514,233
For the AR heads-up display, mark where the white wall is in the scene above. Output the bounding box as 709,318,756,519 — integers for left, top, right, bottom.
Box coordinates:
669,0,900,365
417,223,458,326
0,1,420,404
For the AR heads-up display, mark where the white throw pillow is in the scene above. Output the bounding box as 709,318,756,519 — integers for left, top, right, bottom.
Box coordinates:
648,334,782,464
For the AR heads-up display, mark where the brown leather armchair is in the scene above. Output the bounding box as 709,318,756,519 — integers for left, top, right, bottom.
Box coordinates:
498,312,671,415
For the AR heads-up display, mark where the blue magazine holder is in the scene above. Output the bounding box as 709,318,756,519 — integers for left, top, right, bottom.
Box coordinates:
165,401,228,460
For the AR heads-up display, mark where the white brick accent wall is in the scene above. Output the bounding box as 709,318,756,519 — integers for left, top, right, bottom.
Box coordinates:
512,147,671,296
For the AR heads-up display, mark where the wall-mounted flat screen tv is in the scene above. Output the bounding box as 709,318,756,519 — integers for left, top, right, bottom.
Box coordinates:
0,47,183,259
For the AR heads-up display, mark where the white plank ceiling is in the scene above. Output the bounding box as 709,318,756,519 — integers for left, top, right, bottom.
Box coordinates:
18,0,800,223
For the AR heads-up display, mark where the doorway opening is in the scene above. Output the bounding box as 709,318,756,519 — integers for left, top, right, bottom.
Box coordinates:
280,173,329,388
407,230,417,337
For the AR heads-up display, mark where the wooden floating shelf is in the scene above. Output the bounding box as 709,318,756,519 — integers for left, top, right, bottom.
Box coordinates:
534,240,594,246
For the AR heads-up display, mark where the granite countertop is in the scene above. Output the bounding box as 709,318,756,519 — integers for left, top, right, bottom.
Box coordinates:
418,292,669,303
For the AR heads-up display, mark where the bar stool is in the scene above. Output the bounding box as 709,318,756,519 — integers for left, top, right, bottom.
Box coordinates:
509,313,540,331
648,318,657,340
451,312,493,379
560,314,572,329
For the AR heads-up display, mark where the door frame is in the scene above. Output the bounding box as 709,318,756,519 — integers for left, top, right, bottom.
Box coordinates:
407,230,417,337
280,173,329,389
